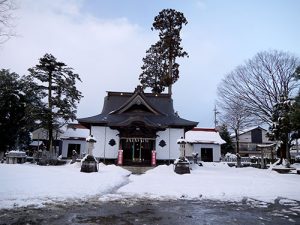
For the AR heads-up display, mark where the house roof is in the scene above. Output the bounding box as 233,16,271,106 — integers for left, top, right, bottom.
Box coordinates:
61,124,90,140
230,126,267,138
185,128,226,145
78,86,198,130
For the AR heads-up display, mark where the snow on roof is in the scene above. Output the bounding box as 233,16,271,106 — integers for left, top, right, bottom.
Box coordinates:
61,124,89,139
257,143,276,148
185,128,226,145
29,141,44,146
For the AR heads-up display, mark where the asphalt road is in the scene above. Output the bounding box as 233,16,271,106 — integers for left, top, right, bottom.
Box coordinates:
0,198,299,225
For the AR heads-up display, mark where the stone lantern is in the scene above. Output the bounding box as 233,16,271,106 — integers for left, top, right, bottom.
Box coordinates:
177,137,187,158
86,135,96,155
80,135,98,173
174,137,190,174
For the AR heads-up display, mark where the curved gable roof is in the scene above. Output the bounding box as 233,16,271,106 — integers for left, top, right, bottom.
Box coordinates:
109,87,163,115
78,86,198,129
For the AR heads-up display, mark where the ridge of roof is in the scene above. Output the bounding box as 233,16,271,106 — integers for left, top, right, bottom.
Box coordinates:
109,86,164,115
192,128,217,132
230,125,267,137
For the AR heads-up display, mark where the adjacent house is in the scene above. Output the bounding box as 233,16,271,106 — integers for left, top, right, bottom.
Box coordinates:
60,123,89,159
31,127,62,153
230,126,274,156
31,124,89,159
78,86,198,165
185,128,225,162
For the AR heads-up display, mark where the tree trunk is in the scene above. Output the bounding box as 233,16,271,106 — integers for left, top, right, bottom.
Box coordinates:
48,71,54,157
234,129,239,154
284,133,290,167
168,57,172,95
48,124,53,155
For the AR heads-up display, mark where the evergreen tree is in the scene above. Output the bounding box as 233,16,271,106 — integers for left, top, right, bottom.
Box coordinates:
28,54,82,155
290,66,300,141
218,124,234,155
140,9,188,95
0,69,39,154
139,42,165,93
290,93,300,145
268,95,296,166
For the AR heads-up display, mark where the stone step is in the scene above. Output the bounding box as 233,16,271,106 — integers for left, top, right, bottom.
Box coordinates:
122,166,154,175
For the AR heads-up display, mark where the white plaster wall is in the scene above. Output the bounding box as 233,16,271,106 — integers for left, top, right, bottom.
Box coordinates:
192,143,221,162
185,144,194,157
91,126,105,157
170,128,184,159
155,128,184,160
61,140,87,158
156,130,169,160
91,126,119,158
104,128,119,159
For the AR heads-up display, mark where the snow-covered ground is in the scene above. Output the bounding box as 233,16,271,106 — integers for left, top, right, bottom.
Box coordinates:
0,163,130,209
116,163,300,202
0,162,300,209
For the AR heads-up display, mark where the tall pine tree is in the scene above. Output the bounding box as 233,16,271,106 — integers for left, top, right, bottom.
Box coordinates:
140,9,188,94
290,66,300,145
218,124,234,155
28,54,82,156
0,69,40,155
139,42,165,93
268,94,296,167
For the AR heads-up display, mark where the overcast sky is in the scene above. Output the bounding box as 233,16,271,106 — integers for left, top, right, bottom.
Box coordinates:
0,0,299,127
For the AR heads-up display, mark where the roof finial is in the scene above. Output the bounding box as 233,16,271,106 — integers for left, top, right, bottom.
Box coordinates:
135,85,144,93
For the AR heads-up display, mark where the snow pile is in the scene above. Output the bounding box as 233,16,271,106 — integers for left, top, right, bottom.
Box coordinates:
0,163,130,208
117,163,300,202
1,162,300,209
225,152,237,159
6,150,27,156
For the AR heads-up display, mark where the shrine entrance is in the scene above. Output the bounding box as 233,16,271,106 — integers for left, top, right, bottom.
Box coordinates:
117,121,159,166
121,138,155,165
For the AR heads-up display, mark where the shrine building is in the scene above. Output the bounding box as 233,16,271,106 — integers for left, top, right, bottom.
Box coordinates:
78,86,198,165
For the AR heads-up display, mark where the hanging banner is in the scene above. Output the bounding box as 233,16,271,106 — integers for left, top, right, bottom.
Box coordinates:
151,150,156,166
117,150,123,165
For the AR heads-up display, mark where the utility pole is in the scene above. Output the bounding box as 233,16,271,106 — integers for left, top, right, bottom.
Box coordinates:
214,105,220,129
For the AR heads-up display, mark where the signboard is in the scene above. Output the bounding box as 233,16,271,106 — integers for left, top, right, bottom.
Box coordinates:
151,150,156,166
117,150,123,165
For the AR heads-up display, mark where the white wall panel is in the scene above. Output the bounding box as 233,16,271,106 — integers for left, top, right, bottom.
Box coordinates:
104,128,119,159
155,128,184,160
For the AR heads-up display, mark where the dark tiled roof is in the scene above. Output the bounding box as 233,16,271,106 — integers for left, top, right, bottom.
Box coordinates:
78,86,198,129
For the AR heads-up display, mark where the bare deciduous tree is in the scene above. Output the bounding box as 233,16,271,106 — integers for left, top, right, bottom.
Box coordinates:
217,97,254,154
218,50,299,167
0,0,16,44
218,50,299,125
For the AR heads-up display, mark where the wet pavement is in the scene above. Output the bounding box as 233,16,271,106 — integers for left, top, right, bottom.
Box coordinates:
0,197,299,225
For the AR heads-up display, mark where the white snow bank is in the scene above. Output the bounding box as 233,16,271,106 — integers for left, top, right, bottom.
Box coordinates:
1,162,300,209
225,152,237,159
0,163,130,209
117,163,300,203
